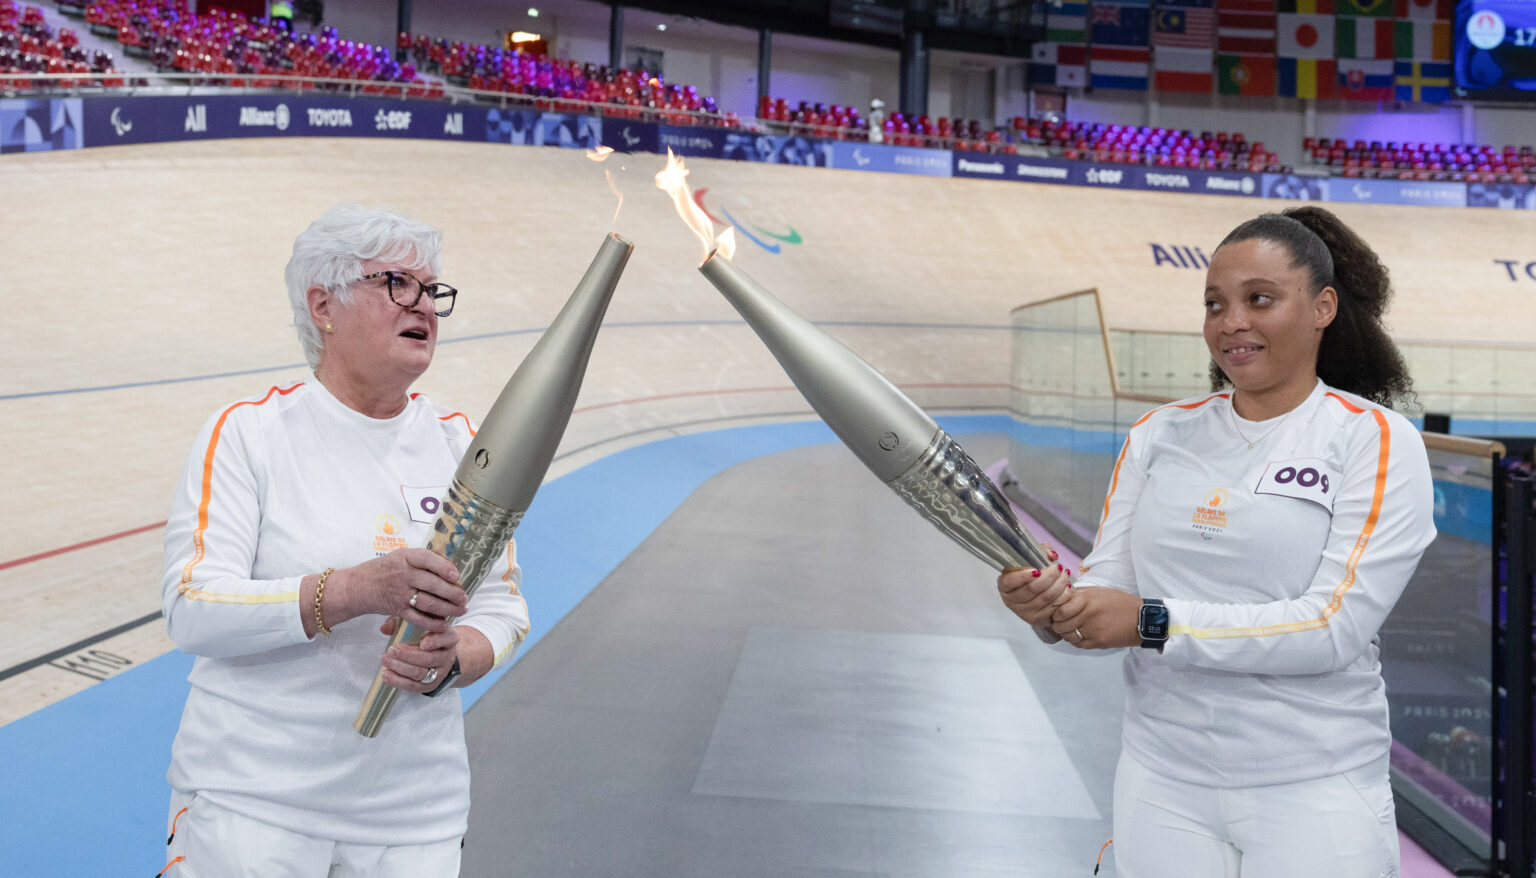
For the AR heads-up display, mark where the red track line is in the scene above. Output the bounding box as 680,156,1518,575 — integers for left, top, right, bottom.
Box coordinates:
0,521,167,572
0,381,1008,572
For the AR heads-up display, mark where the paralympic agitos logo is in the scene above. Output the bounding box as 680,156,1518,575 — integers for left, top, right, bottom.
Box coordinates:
692,188,803,256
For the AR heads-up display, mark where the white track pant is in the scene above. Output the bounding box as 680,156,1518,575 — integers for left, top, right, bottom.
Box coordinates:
164,791,462,878
1110,751,1400,878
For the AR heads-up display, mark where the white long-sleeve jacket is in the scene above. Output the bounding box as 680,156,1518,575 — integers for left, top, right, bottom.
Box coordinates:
161,377,529,845
1076,380,1435,787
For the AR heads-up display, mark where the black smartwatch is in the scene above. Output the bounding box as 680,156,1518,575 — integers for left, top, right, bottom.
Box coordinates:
424,658,461,697
1137,598,1169,652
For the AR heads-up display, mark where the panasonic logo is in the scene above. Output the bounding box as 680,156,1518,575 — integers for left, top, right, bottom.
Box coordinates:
1017,164,1068,180
307,108,353,127
958,159,1005,174
1145,173,1191,189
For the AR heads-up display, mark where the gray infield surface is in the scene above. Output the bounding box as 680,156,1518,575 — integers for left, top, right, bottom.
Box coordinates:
462,435,1126,878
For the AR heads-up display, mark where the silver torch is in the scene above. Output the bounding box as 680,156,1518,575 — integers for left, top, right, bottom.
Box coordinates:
695,249,1054,584
354,232,634,737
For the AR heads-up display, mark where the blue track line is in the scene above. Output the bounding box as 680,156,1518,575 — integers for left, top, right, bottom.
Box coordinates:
0,415,1010,875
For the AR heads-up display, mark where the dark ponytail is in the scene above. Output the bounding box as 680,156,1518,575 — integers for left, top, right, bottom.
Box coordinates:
1209,206,1415,410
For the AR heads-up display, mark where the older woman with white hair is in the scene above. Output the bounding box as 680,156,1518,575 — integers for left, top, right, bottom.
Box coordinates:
159,204,530,877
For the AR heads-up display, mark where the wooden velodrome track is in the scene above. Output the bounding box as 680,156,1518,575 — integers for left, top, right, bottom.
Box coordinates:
2,136,1534,728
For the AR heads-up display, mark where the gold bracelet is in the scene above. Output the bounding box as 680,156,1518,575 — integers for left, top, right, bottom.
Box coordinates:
315,567,336,636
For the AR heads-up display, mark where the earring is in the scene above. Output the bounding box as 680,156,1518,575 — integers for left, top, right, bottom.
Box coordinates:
325,324,332,332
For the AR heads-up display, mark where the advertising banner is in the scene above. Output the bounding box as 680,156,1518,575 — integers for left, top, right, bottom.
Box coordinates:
828,141,953,177
602,120,658,153
1,98,83,153
1325,177,1467,208
83,95,491,146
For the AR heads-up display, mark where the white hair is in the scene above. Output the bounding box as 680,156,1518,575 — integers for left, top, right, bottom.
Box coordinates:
284,203,443,369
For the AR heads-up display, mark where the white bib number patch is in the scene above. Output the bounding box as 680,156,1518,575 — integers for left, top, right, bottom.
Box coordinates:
401,485,451,525
1255,459,1339,513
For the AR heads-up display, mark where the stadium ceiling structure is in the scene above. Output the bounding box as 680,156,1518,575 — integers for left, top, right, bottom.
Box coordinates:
603,0,1043,59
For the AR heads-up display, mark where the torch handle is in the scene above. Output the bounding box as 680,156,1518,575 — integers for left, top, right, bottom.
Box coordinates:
353,481,523,737
888,430,1054,573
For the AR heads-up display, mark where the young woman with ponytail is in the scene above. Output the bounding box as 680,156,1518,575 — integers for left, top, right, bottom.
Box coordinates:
998,207,1435,877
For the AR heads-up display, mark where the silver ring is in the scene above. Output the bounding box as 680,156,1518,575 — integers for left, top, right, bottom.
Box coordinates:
1074,628,1084,642
409,591,419,609
421,667,439,685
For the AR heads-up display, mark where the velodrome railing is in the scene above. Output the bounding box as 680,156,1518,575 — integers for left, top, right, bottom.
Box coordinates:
1109,328,1536,438
5,73,1535,211
1004,289,1521,877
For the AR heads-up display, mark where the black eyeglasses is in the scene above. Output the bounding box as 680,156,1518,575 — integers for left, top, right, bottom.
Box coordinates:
355,270,457,317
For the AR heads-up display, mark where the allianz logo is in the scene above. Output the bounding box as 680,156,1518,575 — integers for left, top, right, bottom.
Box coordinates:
308,108,354,127
957,158,1005,175
239,104,291,130
444,112,464,135
1205,176,1256,194
1085,167,1124,185
374,109,411,131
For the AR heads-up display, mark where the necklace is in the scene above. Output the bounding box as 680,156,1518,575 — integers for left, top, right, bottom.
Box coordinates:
1229,397,1296,449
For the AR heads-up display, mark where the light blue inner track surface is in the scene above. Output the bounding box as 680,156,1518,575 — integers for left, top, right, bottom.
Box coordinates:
0,415,1006,874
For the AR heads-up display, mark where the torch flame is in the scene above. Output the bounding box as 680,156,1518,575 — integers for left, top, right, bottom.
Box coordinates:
586,146,615,161
604,168,624,227
654,148,716,262
714,226,736,261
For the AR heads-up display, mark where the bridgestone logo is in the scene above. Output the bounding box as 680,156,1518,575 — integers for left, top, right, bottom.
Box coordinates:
1017,164,1068,180
307,108,353,127
1146,173,1191,189
957,159,1005,174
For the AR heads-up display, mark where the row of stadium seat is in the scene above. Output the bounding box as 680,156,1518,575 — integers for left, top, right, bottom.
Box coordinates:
1302,135,1536,179
75,0,423,85
400,32,732,126
0,1,118,82
758,97,1019,149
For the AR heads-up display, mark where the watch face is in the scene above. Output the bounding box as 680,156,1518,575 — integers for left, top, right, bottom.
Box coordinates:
1139,604,1170,639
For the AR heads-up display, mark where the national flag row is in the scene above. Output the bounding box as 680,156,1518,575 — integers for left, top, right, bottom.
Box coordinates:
1030,0,1454,100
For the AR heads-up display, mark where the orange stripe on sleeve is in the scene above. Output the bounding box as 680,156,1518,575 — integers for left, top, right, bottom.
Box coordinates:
439,411,476,436
177,382,304,603
1171,395,1392,640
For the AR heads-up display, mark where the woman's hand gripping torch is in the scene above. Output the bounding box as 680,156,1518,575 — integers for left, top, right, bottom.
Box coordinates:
354,233,633,737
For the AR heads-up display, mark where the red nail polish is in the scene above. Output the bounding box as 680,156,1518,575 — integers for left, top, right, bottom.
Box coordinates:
1049,550,1059,561
1031,569,1041,578
1057,564,1064,572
